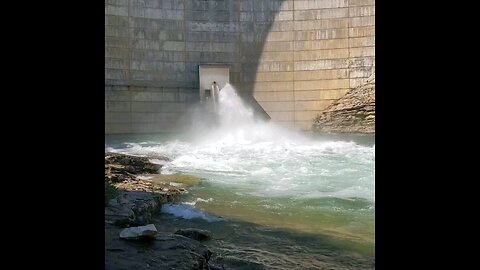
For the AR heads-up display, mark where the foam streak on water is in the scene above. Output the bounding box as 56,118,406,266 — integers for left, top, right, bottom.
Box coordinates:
161,203,223,222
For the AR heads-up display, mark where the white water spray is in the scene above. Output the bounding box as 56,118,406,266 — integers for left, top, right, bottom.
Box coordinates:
110,83,375,202
188,83,308,146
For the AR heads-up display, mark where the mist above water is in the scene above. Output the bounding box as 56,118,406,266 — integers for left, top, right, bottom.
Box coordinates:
181,83,305,145
110,83,375,202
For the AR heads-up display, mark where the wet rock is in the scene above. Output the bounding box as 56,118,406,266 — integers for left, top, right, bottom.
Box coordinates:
105,205,135,227
208,263,226,270
313,74,375,134
105,152,184,198
105,191,178,227
175,228,213,241
105,151,185,227
119,224,158,240
106,231,213,270
105,152,215,270
106,248,124,252
105,152,168,182
114,179,184,195
153,233,212,269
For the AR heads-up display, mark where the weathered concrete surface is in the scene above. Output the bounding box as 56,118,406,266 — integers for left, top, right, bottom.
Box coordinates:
312,74,375,134
105,0,375,133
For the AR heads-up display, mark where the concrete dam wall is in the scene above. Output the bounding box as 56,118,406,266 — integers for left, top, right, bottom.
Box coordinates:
105,0,375,133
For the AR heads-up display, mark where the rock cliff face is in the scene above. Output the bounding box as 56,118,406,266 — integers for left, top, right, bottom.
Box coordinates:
313,75,375,134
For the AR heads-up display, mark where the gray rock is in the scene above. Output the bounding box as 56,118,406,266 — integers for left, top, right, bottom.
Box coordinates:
106,191,175,227
106,231,212,269
105,152,167,183
120,224,158,240
313,76,375,134
105,206,136,227
208,263,226,270
175,228,213,241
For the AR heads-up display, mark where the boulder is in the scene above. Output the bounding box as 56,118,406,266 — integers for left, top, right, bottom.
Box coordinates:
106,231,214,270
106,191,183,227
105,153,167,183
175,228,213,241
119,224,158,240
105,152,166,174
105,205,136,227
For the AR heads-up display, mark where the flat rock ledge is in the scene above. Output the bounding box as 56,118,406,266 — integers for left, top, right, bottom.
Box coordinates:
105,151,185,226
106,231,214,270
105,190,179,227
175,228,213,241
105,152,219,270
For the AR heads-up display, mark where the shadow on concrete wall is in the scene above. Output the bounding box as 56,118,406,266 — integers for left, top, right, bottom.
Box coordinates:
105,0,293,133
184,0,289,121
232,0,288,121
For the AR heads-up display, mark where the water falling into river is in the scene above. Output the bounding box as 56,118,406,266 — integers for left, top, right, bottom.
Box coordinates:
106,83,375,269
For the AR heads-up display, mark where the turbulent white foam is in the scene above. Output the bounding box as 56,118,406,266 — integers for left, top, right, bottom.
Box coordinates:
161,203,223,222
184,197,214,206
136,175,153,180
251,167,274,175
149,159,169,166
196,197,213,203
169,182,184,187
105,147,115,152
107,84,375,202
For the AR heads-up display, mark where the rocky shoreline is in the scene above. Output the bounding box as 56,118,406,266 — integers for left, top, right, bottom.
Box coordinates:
105,152,222,270
313,74,375,134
